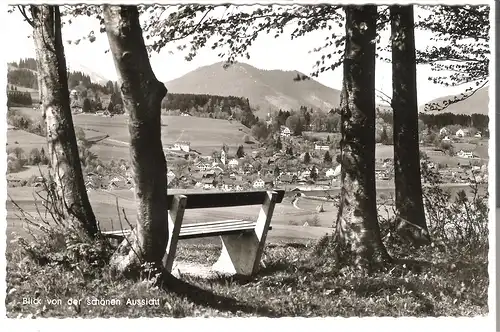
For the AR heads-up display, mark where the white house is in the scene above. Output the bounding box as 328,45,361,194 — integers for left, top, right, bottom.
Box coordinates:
228,159,239,168
325,168,336,177
474,132,482,138
455,129,468,138
314,144,330,151
253,178,265,189
220,150,227,165
300,169,311,178
196,162,211,171
442,136,451,143
439,127,448,136
457,150,474,159
171,141,190,153
280,126,291,137
327,164,342,178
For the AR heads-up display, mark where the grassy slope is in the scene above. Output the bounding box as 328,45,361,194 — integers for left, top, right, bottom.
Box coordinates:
5,239,487,317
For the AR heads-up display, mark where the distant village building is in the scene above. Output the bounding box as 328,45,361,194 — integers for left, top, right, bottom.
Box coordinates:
170,141,190,153
442,136,451,143
474,132,482,138
280,126,291,137
220,150,227,165
228,159,239,168
439,127,448,136
457,150,474,159
253,178,265,189
195,162,211,172
455,129,468,138
314,144,330,151
325,167,336,178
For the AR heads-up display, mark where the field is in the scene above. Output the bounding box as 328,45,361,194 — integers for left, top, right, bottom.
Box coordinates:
6,128,46,152
11,108,255,159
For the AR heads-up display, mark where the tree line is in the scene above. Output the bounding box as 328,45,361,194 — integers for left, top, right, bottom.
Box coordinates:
419,112,489,132
7,90,33,106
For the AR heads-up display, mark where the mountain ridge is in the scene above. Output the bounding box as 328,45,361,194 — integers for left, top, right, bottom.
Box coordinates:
164,61,342,119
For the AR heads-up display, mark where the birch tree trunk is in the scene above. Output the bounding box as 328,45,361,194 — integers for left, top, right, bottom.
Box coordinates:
30,5,98,236
390,5,431,247
103,5,169,275
335,5,391,268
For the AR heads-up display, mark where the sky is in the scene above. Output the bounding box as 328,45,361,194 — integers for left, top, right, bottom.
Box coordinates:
3,5,481,106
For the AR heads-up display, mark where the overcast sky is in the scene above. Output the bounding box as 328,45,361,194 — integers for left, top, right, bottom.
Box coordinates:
4,4,482,105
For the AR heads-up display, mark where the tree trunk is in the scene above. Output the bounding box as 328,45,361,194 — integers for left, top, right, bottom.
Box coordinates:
103,5,169,275
390,5,431,247
335,5,391,268
30,5,98,236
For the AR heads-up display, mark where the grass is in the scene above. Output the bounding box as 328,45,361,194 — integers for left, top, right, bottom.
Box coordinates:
5,239,488,318
6,128,46,152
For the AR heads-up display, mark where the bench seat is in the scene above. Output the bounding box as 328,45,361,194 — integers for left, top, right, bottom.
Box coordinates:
103,219,273,240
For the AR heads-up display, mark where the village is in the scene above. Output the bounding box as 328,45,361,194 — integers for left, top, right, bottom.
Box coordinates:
72,121,488,193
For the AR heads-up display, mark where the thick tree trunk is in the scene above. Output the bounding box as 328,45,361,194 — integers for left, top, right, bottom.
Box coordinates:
335,5,391,268
103,5,169,275
390,6,431,247
30,5,98,236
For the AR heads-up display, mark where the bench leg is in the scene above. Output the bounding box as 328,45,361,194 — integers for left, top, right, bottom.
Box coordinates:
212,191,278,276
162,195,187,272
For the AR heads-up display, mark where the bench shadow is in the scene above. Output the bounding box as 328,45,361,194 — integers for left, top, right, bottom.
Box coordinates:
160,272,279,317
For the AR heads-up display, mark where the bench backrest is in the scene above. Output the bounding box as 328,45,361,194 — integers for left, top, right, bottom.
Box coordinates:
166,190,285,209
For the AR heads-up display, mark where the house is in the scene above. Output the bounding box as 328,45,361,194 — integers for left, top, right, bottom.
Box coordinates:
279,174,293,183
228,159,239,168
202,170,216,178
455,129,468,138
180,112,191,117
195,162,211,172
474,132,482,138
280,126,291,137
442,136,451,143
314,144,330,151
202,178,216,190
253,178,265,189
439,127,448,136
325,167,336,178
171,141,190,153
300,169,311,178
220,150,227,165
326,164,342,178
457,150,474,159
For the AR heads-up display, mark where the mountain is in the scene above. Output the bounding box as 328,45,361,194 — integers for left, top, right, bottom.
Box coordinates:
66,61,111,85
418,86,489,116
164,62,342,119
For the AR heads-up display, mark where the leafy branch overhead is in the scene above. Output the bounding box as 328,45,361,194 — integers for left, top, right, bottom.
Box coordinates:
142,4,349,78
415,5,489,112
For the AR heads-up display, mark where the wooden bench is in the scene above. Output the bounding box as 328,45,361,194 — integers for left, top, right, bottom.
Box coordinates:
103,190,285,276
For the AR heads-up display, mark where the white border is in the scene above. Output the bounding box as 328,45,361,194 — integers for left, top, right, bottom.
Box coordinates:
0,1,494,331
